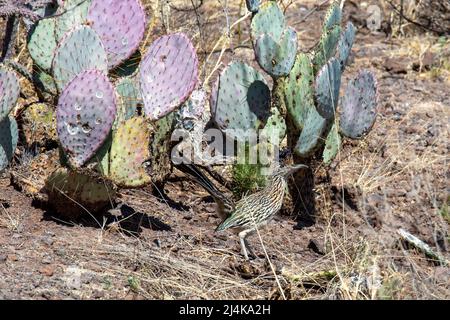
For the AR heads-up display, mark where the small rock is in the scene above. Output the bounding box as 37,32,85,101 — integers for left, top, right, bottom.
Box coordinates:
7,254,18,262
0,255,6,263
39,265,54,277
384,58,408,74
42,237,54,246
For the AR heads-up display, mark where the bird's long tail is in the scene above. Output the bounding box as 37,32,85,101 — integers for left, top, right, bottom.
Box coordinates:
176,163,234,218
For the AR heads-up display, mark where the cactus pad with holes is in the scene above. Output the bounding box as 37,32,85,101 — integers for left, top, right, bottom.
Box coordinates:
56,69,116,167
254,27,297,77
139,33,198,120
109,117,151,187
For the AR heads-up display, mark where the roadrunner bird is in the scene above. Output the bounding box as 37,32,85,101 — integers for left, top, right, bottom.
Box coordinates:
177,163,307,260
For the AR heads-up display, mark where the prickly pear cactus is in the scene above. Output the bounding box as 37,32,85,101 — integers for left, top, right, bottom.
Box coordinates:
314,57,341,120
55,0,91,41
294,108,328,158
0,67,20,121
33,69,58,96
313,2,342,73
139,33,198,120
109,117,151,187
115,77,143,128
251,1,297,77
27,17,57,72
313,26,341,73
323,0,342,31
53,25,108,92
87,0,147,69
323,123,341,164
45,167,116,219
260,107,286,147
0,116,18,171
149,112,176,183
250,1,284,41
254,27,298,77
340,70,379,139
282,53,315,130
211,61,271,140
56,69,117,167
336,22,356,71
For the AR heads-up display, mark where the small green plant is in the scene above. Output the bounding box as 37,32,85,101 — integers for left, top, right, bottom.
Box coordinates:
127,275,140,293
232,144,266,197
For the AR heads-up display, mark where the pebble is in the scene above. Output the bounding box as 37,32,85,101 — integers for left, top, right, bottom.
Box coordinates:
39,265,54,277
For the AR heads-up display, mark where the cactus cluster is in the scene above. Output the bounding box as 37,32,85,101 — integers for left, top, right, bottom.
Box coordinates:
5,0,200,215
4,0,379,217
211,1,379,181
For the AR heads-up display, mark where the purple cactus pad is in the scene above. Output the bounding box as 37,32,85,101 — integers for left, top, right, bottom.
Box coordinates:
87,0,147,69
56,70,117,167
139,33,199,120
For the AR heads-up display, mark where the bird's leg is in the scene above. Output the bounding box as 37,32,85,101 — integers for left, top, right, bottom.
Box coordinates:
239,229,256,260
239,233,249,260
244,237,257,259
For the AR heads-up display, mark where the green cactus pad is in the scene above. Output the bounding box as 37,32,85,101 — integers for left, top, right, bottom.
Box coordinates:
250,1,285,41
336,22,356,70
283,53,315,130
55,0,90,41
340,70,378,139
211,61,271,140
323,123,341,164
260,107,286,146
109,117,151,187
45,167,116,218
314,57,341,120
323,1,342,31
33,69,58,96
313,25,341,74
0,67,20,121
0,116,18,171
254,26,298,77
115,77,143,129
294,108,328,158
27,17,57,71
53,25,108,92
